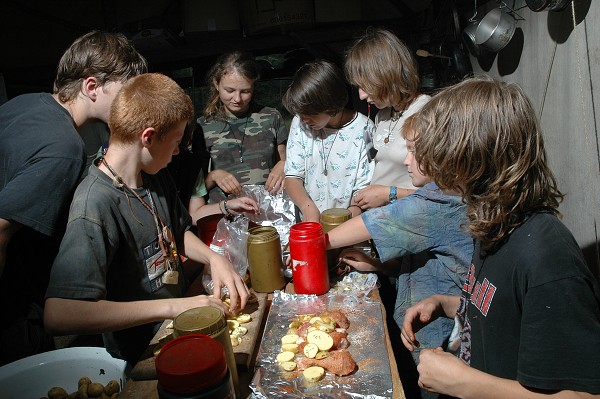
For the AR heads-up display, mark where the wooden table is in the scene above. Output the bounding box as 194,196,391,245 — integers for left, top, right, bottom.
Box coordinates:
119,283,405,399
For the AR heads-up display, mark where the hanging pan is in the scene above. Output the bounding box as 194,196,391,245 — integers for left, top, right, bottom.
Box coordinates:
525,0,571,12
475,8,516,53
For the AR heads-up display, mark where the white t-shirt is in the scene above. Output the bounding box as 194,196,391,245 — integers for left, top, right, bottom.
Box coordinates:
370,94,431,187
285,112,374,212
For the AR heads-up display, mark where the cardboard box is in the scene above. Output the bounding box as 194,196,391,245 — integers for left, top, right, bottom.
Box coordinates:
183,0,240,33
314,0,361,23
240,0,314,35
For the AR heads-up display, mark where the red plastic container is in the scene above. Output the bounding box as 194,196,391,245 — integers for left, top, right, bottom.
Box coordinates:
289,222,330,295
155,334,234,398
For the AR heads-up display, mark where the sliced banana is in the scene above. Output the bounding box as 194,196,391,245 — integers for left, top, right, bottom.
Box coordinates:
276,351,296,363
303,366,325,382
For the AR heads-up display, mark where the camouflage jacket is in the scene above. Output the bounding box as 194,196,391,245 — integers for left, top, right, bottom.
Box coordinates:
198,104,288,203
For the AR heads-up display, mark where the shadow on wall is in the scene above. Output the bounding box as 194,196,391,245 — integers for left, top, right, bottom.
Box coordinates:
547,0,591,43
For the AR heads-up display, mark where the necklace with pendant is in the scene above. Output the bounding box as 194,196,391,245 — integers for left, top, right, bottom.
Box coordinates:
320,110,346,176
383,109,405,144
230,116,250,163
101,158,180,283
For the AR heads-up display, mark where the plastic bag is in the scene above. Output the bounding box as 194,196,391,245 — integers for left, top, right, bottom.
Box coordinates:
202,185,296,295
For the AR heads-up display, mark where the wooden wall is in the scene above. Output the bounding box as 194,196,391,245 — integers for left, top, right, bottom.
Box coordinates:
469,0,599,279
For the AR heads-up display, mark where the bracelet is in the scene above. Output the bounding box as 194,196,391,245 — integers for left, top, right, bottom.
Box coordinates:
347,205,361,213
389,186,397,204
223,199,234,222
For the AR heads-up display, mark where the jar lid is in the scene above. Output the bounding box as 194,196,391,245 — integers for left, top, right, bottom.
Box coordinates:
155,334,227,394
320,208,352,224
248,226,280,243
173,306,226,337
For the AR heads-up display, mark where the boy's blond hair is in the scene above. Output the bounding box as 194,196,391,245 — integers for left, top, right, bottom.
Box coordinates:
414,76,563,250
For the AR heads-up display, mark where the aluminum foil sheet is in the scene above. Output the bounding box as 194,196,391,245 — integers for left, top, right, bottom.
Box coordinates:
250,291,393,399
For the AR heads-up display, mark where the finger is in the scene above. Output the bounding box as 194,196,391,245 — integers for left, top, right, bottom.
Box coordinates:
400,333,415,352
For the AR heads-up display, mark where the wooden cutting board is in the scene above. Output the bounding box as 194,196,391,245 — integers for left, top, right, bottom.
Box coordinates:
129,292,268,380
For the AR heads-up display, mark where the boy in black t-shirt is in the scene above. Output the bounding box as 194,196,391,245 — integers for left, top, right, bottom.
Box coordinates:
400,77,600,397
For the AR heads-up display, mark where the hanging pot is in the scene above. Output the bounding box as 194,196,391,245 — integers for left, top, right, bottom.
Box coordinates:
525,0,571,12
475,8,516,53
462,21,481,57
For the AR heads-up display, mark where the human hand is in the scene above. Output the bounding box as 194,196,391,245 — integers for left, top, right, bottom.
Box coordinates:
170,294,227,319
206,253,249,313
401,296,443,352
339,248,380,272
417,348,469,396
352,185,389,210
210,169,242,196
226,197,259,215
301,206,321,223
265,161,286,195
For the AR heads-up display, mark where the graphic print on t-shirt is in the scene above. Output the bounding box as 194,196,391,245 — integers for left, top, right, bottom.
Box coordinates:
142,237,168,292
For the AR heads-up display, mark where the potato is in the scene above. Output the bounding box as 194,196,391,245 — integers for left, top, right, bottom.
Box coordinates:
236,313,252,324
315,350,330,360
77,383,89,399
303,343,319,359
303,366,325,382
276,351,295,363
279,361,297,371
230,335,241,347
306,330,334,351
48,387,68,399
286,328,298,335
288,321,301,329
280,343,299,353
316,322,335,333
104,380,120,396
66,392,78,399
78,377,92,389
227,319,240,331
309,316,322,325
281,334,299,345
87,382,104,398
231,326,248,337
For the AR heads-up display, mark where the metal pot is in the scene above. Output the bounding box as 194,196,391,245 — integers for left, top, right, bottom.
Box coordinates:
525,0,571,11
462,21,481,57
475,8,516,52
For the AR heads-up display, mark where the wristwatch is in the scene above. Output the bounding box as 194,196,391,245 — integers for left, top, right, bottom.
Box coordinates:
389,186,397,204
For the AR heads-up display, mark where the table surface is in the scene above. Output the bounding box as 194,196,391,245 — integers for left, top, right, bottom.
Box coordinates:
119,283,406,399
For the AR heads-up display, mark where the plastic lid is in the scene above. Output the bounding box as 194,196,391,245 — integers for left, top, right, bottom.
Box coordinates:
320,208,352,224
247,226,280,243
173,306,226,337
155,334,227,394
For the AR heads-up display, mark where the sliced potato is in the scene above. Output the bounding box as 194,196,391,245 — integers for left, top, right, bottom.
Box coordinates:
279,361,297,371
231,326,248,337
287,328,298,335
315,350,330,360
236,313,252,324
281,334,300,345
307,326,317,333
309,316,322,325
227,319,240,331
303,366,325,382
281,343,299,353
320,316,333,325
316,323,335,333
306,330,334,351
289,321,301,329
298,314,315,322
303,343,319,359
276,351,296,363
230,335,242,347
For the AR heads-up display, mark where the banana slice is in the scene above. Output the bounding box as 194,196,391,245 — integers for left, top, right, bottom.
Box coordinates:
276,351,296,363
303,366,325,382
